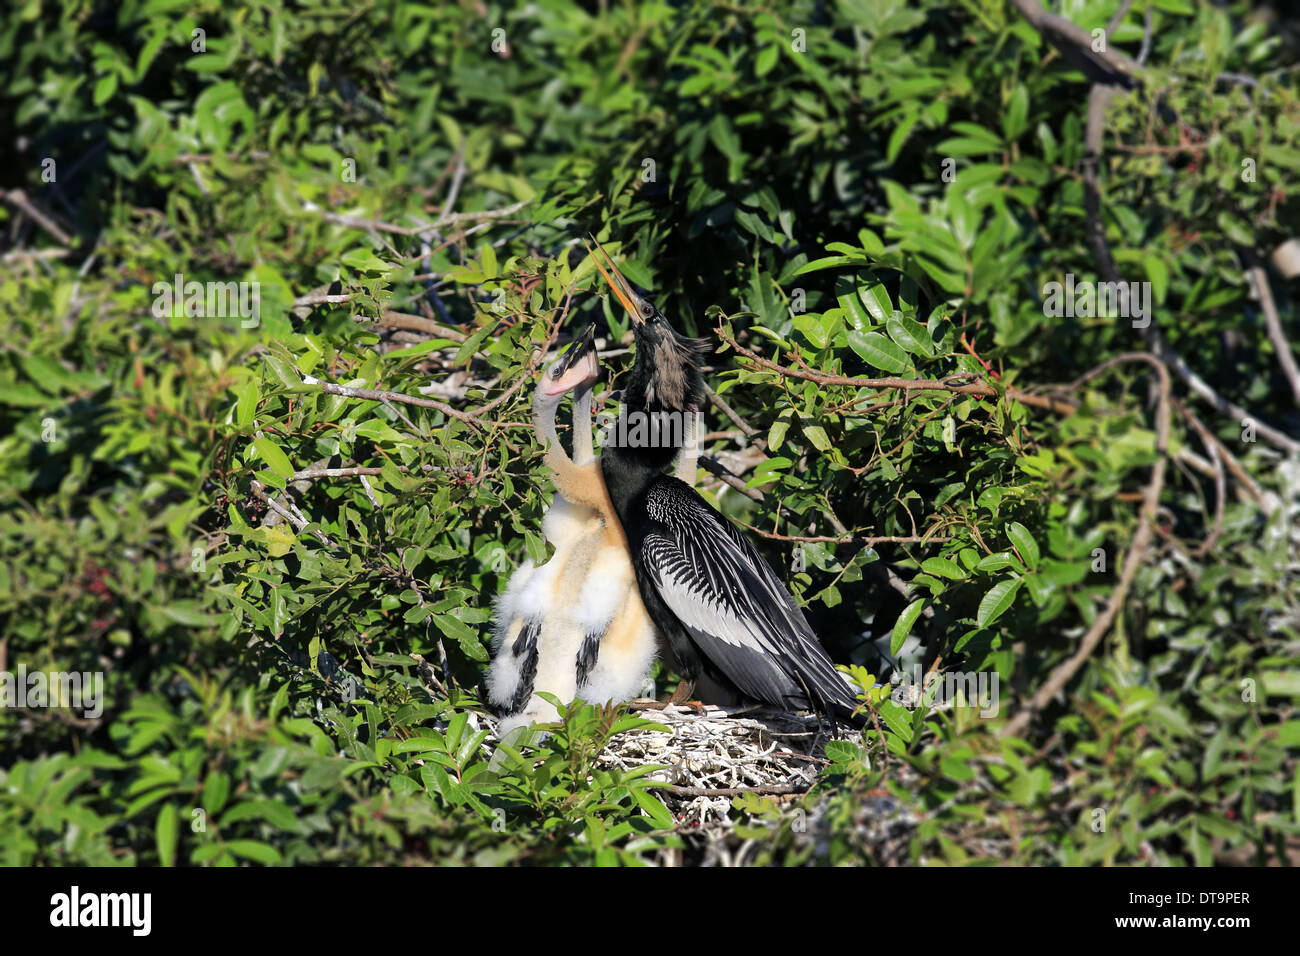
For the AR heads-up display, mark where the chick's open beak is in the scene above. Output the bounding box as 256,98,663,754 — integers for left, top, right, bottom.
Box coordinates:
588,236,645,326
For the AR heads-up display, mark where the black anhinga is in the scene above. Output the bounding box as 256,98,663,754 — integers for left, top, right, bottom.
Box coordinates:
590,241,864,725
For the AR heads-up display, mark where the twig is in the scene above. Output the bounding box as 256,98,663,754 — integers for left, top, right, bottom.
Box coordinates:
1247,257,1300,406
875,563,934,619
698,455,764,502
2,247,72,264
377,311,467,342
467,289,572,418
1172,399,1226,557
716,325,1078,415
293,292,354,307
299,375,483,430
249,479,339,548
1105,0,1133,35
733,522,950,547
1007,0,1140,85
1061,4,1300,456
301,198,531,236
4,189,74,245
1170,398,1267,508
1137,4,1152,66
289,464,467,480
703,383,761,440
441,151,467,221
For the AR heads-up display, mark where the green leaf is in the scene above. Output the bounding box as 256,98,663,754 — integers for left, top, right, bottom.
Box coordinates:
878,700,913,742
891,600,926,655
801,423,832,451
1002,85,1029,140
224,839,283,865
977,579,1022,627
847,331,909,373
921,557,965,580
263,353,300,389
977,551,1017,573
155,802,178,867
1006,522,1040,571
631,788,675,829
93,73,118,106
886,311,935,357
1144,255,1169,305
768,418,789,452
235,380,259,429
1217,211,1253,246
857,278,893,323
708,113,742,162
838,291,872,331
253,437,294,478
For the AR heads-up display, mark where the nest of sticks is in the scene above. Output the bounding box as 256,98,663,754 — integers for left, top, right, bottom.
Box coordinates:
480,697,918,864
611,702,917,864
607,703,842,816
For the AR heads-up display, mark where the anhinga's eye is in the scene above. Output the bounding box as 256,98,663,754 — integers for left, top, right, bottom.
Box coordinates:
642,304,655,320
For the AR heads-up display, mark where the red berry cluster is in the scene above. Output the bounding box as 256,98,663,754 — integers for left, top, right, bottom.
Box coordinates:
80,560,117,635
82,561,110,598
241,494,268,522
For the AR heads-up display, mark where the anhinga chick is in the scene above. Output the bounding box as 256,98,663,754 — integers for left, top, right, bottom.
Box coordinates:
487,327,700,734
589,239,864,725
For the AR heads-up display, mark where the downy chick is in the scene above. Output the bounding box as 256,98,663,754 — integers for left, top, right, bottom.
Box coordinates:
487,327,699,734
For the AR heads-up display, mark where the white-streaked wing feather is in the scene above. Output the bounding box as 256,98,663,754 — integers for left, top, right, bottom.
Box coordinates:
640,478,858,712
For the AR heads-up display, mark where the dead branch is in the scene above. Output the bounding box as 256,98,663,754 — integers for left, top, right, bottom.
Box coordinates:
1247,256,1300,406
4,189,74,245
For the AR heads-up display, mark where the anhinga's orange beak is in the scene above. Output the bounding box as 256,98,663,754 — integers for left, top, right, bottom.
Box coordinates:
587,236,647,327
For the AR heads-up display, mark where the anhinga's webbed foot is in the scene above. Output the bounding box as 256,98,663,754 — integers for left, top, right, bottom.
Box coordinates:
630,679,704,713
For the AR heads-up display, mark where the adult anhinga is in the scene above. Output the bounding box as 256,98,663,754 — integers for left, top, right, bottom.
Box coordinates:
589,241,864,725
488,327,700,733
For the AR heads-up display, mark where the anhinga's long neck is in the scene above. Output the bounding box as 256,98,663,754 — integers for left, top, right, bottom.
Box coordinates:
532,390,563,459
572,386,594,465
533,385,594,466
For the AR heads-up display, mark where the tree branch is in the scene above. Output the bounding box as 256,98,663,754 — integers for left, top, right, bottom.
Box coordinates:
299,375,483,430
716,325,1078,415
1247,257,1300,406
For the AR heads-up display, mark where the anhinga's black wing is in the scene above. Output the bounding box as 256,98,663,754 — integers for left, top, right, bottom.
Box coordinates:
638,476,862,721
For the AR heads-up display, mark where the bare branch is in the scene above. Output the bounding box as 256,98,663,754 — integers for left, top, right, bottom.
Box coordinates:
299,375,483,430
249,479,339,548
300,198,531,236
1248,258,1300,406
4,189,74,245
376,311,467,342
703,383,761,441
1007,0,1140,86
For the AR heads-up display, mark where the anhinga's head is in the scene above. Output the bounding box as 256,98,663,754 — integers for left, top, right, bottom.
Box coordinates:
588,238,709,415
537,324,599,403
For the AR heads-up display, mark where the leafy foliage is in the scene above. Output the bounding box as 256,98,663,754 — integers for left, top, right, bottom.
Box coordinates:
2,0,1298,865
